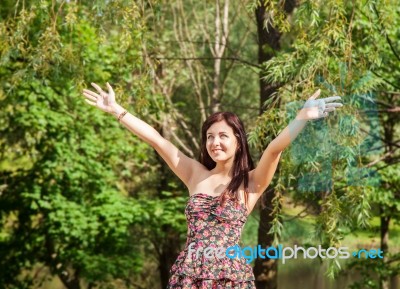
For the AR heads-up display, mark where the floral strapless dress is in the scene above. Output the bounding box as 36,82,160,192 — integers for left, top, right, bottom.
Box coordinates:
167,193,256,289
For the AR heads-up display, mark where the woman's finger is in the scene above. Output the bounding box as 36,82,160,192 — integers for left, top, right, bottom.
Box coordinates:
83,88,101,99
324,96,342,103
325,107,336,112
91,82,104,94
83,92,97,101
309,89,321,100
85,99,97,106
325,102,343,108
106,82,114,94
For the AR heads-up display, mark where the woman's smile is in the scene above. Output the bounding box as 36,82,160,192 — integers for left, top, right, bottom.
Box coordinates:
212,148,223,153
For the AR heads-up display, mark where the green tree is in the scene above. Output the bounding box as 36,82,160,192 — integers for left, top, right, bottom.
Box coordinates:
141,1,260,286
252,1,297,288
250,1,399,288
340,2,400,288
0,1,167,288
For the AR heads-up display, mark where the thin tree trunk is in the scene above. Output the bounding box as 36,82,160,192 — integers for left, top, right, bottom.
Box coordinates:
253,188,278,289
380,207,390,289
380,96,396,289
211,0,229,113
255,4,282,116
157,117,182,289
159,229,181,289
45,234,81,289
254,3,281,288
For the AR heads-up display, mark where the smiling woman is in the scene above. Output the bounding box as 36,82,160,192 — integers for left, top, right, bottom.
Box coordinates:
82,82,343,289
198,112,254,211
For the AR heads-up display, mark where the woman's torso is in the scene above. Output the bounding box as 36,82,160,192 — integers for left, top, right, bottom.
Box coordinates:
187,169,260,215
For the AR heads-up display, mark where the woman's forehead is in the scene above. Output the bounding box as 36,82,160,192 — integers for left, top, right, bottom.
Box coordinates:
207,120,234,134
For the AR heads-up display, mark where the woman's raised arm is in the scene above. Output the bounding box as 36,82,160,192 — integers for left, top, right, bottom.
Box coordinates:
250,89,343,195
82,82,205,188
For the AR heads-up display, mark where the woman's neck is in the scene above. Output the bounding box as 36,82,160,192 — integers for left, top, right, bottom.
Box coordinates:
212,161,234,178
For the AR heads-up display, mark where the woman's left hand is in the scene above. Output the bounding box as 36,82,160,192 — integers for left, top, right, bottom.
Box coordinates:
298,89,343,120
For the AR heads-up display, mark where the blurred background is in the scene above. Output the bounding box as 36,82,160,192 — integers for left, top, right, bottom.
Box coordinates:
0,0,399,288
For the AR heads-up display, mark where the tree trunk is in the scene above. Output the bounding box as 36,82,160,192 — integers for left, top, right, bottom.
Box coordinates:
158,228,181,289
45,234,81,289
254,3,281,289
58,272,81,289
380,207,390,289
255,3,282,116
157,117,182,289
253,1,297,288
253,188,278,289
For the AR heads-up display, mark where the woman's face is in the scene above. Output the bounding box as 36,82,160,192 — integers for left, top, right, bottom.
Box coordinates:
206,120,238,164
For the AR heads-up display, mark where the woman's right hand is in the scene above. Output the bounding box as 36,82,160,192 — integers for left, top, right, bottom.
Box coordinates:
82,82,119,114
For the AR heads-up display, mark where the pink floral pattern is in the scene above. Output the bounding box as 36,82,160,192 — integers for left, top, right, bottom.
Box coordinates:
167,193,255,289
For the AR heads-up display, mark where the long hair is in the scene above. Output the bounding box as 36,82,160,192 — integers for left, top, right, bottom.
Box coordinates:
199,112,254,208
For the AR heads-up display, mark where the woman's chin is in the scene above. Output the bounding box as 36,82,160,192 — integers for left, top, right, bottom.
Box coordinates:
211,156,229,163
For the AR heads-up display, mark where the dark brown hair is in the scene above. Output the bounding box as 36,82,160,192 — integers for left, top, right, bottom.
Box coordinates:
199,112,254,208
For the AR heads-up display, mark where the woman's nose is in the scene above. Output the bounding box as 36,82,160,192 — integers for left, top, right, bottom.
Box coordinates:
211,137,221,146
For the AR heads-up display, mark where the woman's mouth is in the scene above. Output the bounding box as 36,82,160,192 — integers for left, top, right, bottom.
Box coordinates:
212,149,223,154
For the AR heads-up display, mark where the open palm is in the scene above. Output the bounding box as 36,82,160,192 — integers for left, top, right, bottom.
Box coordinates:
301,89,343,120
82,82,117,114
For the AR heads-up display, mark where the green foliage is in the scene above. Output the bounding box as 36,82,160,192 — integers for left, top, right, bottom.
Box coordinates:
1,0,398,288
0,1,167,288
251,0,400,282
344,252,400,289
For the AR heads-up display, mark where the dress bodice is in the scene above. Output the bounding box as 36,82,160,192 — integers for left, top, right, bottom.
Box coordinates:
169,193,255,281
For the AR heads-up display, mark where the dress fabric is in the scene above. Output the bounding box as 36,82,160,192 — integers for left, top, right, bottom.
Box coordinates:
167,193,256,289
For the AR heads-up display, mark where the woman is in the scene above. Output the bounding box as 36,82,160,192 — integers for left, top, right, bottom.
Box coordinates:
83,83,343,288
